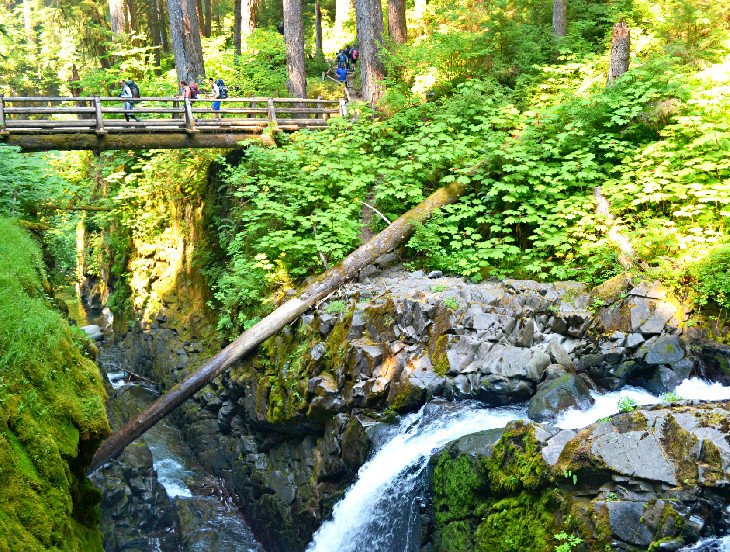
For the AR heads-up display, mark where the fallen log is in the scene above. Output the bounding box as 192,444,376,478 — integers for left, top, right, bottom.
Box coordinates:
89,181,467,471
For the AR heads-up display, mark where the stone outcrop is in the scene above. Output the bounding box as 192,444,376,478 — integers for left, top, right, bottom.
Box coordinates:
114,266,730,551
430,400,730,551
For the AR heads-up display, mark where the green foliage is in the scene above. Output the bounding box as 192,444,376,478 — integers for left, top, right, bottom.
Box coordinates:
660,390,683,404
442,298,460,311
688,244,730,310
554,531,584,552
0,218,109,551
617,395,639,413
324,300,347,314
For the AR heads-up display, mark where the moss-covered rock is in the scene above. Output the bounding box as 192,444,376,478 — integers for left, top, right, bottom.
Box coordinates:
0,218,110,551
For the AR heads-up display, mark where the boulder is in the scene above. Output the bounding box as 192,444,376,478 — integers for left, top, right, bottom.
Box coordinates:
527,373,595,422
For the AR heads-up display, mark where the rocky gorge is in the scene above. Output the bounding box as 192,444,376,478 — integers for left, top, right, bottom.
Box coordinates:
92,254,730,551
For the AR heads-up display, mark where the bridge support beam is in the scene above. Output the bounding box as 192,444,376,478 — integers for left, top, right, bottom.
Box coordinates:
2,131,274,152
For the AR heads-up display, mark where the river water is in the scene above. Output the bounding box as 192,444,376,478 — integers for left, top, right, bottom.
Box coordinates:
307,378,730,552
99,344,264,552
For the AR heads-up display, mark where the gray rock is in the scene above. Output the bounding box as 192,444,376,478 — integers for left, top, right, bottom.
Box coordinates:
477,375,534,406
646,335,685,365
310,342,326,362
605,501,655,547
547,342,575,371
626,332,645,349
527,373,594,422
591,431,677,485
540,429,576,465
427,270,443,278
641,301,678,335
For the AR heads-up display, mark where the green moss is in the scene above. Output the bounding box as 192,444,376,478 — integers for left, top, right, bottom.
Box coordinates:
364,298,396,339
660,414,699,485
430,334,450,376
388,381,425,413
438,520,475,552
0,218,110,551
432,451,487,525
483,422,550,494
474,490,560,552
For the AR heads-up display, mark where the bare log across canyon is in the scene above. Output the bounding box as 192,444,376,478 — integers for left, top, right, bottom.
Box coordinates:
89,181,467,471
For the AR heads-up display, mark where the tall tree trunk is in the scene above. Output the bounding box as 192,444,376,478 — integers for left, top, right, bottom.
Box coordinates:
233,0,242,55
241,0,257,50
88,180,468,472
159,0,171,53
552,0,566,36
149,0,163,66
167,0,206,84
195,0,205,36
109,0,128,33
335,0,351,29
203,0,212,37
387,0,406,43
354,0,385,103
607,19,630,84
414,0,425,19
315,0,323,58
283,0,306,98
126,0,139,33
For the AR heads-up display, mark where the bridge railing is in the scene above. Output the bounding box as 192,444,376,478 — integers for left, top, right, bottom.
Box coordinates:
0,96,347,135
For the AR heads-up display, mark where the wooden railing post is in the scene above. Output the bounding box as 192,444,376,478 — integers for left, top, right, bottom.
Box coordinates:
184,97,197,132
0,95,6,134
268,98,277,125
339,98,348,118
94,96,106,134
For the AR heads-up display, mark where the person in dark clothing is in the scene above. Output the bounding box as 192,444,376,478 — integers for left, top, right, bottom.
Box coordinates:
118,79,139,122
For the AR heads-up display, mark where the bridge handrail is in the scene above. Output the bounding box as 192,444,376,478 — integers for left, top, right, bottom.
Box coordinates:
0,95,348,135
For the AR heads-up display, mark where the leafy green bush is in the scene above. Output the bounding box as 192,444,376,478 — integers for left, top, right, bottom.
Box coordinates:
617,396,639,413
688,244,730,310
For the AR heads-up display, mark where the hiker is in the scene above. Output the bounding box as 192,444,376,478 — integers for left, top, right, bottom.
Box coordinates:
180,80,191,98
349,47,359,66
336,49,349,70
335,65,348,85
209,77,221,118
118,79,139,122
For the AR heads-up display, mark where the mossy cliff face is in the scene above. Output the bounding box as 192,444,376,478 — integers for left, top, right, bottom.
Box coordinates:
0,219,110,551
430,401,730,552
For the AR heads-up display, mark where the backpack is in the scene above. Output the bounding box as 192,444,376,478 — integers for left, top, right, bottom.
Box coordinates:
216,79,228,99
337,52,347,64
189,82,200,99
351,49,359,60
127,80,141,99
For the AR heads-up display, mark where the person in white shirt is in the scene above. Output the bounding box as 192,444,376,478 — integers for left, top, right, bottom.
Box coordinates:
118,80,139,122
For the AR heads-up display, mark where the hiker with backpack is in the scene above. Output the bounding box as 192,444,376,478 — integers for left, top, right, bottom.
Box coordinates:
349,47,359,66
336,49,349,70
208,77,228,118
118,79,140,122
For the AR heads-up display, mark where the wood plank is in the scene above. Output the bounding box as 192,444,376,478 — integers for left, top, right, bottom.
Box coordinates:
5,120,97,128
4,107,96,114
101,107,185,114
0,96,6,133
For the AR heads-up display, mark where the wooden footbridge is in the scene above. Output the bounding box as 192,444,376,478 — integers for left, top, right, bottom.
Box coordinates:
0,96,347,152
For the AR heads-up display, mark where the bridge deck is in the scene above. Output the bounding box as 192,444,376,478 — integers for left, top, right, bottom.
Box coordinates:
0,96,347,151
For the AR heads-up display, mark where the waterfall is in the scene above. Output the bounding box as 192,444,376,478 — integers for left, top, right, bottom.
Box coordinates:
308,378,730,552
306,400,525,552
556,377,730,430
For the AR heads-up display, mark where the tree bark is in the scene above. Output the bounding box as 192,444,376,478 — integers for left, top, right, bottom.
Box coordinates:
241,0,257,50
335,0,351,29
195,0,205,37
607,19,630,84
233,0,242,55
354,0,385,104
88,180,467,472
387,0,406,43
23,0,34,44
552,0,566,37
284,0,307,98
109,0,129,33
148,0,163,66
126,0,138,33
167,0,206,84
315,0,323,58
158,0,171,53
203,0,212,37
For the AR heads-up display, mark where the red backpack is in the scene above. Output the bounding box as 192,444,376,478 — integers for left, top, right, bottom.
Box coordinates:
189,82,200,99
